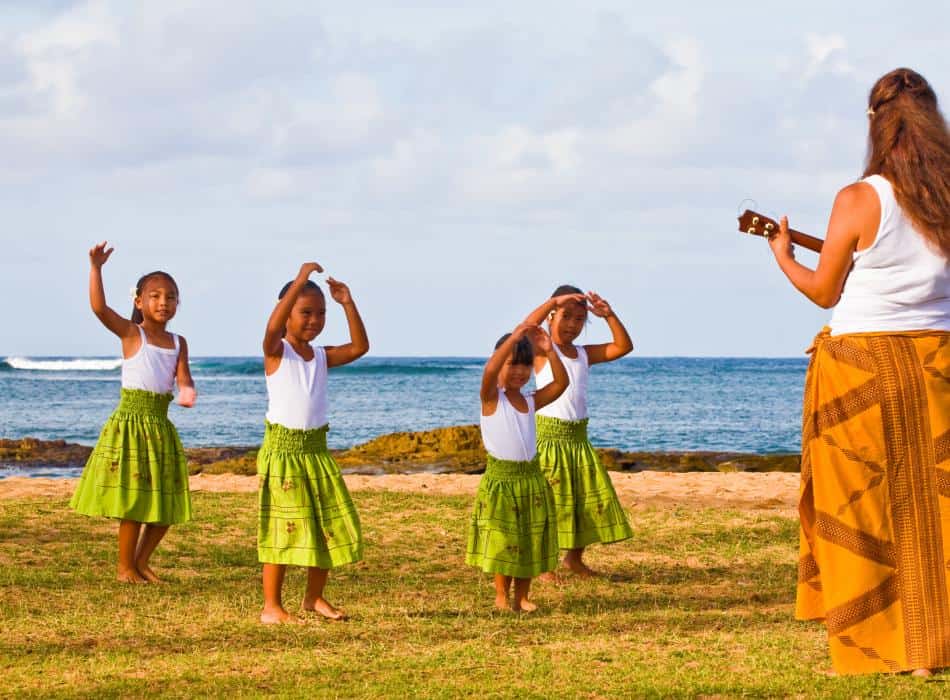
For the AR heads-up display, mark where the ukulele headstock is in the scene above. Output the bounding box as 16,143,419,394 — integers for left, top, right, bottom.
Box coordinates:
737,209,780,239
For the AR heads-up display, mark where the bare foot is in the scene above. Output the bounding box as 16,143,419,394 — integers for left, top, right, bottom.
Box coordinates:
260,607,299,625
911,668,933,678
301,597,346,621
562,560,596,578
494,595,510,611
512,599,538,613
136,563,161,583
117,567,147,584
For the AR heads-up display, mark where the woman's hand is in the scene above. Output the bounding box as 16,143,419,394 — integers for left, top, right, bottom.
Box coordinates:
768,216,795,261
327,277,352,305
89,242,114,268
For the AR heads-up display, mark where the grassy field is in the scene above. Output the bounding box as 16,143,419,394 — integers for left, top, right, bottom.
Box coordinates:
0,489,946,698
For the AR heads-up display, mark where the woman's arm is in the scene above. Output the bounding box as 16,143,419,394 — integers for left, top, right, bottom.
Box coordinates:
583,292,633,365
324,278,370,368
531,327,569,409
175,336,196,407
768,182,879,308
88,242,138,341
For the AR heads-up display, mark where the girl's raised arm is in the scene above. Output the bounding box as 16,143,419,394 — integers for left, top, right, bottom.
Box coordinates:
175,336,196,407
325,277,370,368
584,292,634,365
480,323,532,410
88,242,138,341
263,262,323,357
522,293,587,327
531,327,569,409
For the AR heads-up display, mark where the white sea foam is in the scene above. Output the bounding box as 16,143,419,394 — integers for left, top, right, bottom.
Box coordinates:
4,357,122,371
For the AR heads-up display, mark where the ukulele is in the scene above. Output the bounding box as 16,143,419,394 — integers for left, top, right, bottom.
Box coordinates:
737,210,824,253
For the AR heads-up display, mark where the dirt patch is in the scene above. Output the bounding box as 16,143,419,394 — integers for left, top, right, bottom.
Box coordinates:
0,471,799,514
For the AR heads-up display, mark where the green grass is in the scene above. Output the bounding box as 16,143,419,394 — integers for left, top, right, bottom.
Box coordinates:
0,491,945,698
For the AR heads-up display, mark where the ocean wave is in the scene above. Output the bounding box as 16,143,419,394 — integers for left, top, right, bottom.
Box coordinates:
3,357,122,372
189,359,481,377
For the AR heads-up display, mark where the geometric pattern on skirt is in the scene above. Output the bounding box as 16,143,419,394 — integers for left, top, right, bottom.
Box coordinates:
69,388,192,525
536,415,633,550
465,455,558,578
257,421,363,568
796,328,950,674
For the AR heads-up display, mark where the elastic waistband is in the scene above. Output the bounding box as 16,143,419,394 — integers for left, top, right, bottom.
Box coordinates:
536,415,589,441
485,454,541,480
262,421,329,453
116,388,172,417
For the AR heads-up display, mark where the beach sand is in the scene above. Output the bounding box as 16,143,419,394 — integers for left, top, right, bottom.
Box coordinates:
0,471,800,514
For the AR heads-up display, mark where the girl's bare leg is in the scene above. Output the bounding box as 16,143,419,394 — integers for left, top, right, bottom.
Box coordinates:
135,524,170,582
117,520,147,583
512,577,537,612
302,567,345,620
261,563,295,624
562,547,595,576
493,574,511,610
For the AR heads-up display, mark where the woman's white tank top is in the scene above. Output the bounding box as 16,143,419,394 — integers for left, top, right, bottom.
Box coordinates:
121,325,179,394
265,340,329,430
830,174,950,334
535,344,589,420
480,390,537,462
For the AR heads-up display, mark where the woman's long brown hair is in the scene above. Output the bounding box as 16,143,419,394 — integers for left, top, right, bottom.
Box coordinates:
863,68,950,258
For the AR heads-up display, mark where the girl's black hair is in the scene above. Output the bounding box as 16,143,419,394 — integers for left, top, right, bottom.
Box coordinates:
130,271,179,324
495,333,534,366
551,284,583,297
278,279,324,300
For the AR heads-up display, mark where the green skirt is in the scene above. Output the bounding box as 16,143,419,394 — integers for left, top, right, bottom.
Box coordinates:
536,415,633,550
465,455,558,578
69,388,192,525
257,421,363,568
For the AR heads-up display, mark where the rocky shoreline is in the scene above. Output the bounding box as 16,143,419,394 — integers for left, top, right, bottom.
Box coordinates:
1,426,800,475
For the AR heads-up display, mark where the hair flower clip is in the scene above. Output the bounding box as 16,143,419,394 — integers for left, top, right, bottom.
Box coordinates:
866,106,875,118
130,286,139,302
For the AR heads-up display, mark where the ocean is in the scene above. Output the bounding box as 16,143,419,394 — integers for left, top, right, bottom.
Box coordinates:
0,355,807,454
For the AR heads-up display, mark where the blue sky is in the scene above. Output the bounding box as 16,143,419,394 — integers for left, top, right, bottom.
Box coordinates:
2,1,948,357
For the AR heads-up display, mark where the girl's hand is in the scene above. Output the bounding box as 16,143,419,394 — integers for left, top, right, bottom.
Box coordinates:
298,262,324,279
552,292,586,308
327,277,353,305
177,386,197,408
512,322,536,340
527,326,553,353
89,242,114,268
768,216,795,261
587,291,613,318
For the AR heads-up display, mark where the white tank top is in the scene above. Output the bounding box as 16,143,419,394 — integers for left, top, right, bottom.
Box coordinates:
265,340,329,430
480,390,536,462
121,325,179,394
536,344,589,420
830,174,950,334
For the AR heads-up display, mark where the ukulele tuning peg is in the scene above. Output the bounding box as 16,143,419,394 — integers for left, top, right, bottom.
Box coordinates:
752,216,759,225
747,227,756,234
765,222,774,231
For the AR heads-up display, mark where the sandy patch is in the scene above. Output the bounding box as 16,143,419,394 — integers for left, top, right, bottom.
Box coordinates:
0,471,799,514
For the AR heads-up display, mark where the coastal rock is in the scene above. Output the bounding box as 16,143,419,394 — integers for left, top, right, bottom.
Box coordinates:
1,428,801,476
